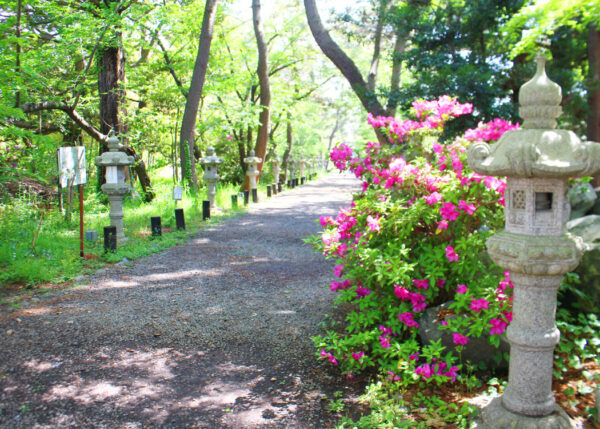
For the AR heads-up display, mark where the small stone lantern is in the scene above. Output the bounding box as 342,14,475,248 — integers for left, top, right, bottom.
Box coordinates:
200,146,223,211
271,154,281,185
244,149,262,191
468,54,600,428
298,159,306,181
95,132,134,245
288,158,296,182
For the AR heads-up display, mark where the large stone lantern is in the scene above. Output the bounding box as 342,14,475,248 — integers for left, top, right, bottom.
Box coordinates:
200,146,223,211
244,148,262,189
271,155,281,185
468,54,600,427
95,133,134,245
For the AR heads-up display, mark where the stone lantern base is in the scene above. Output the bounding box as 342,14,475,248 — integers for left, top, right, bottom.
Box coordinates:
474,397,579,429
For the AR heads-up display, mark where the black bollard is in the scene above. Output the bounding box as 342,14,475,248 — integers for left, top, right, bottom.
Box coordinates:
301,177,306,185
272,183,277,195
278,183,282,193
267,185,272,197
252,188,258,203
231,194,238,209
244,190,249,206
151,216,162,236
287,179,292,188
175,208,185,230
202,200,210,220
294,178,299,187
103,226,117,252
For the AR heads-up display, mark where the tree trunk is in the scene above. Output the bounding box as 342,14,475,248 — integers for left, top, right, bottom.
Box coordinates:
179,0,219,191
15,0,22,108
303,0,388,145
281,112,293,182
367,0,388,92
386,34,405,117
243,0,271,191
588,24,600,143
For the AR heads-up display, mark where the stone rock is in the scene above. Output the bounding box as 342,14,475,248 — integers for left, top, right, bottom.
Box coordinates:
566,215,600,312
418,302,510,369
568,182,597,219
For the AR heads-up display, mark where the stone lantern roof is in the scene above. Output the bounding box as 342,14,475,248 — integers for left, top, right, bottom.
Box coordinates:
199,146,223,167
95,133,135,167
467,54,600,179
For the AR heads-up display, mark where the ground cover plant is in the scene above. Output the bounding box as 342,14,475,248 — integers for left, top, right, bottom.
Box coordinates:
310,97,600,427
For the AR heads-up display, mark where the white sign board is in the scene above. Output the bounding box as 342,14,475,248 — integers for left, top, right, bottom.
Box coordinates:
58,146,86,188
173,186,183,201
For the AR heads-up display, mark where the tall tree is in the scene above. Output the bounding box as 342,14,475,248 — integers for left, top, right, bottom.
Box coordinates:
179,0,219,191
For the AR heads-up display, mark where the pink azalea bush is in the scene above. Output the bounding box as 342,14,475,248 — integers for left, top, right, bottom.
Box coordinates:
311,96,517,387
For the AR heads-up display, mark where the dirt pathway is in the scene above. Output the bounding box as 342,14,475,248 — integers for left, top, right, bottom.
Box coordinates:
0,173,361,428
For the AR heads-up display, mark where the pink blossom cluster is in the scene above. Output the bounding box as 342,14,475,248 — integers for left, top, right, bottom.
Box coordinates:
414,360,459,382
395,285,427,312
464,118,520,142
412,95,473,120
320,348,338,365
330,143,354,170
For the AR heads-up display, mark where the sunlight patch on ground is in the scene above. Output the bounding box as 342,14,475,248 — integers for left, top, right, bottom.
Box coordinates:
22,358,63,373
108,349,177,380
44,379,123,404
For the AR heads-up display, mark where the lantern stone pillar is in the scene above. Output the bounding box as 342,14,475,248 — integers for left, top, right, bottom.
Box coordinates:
200,146,223,211
467,54,600,428
95,133,134,245
244,149,261,191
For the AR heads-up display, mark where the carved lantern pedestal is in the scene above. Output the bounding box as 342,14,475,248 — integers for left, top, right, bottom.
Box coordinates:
467,54,600,428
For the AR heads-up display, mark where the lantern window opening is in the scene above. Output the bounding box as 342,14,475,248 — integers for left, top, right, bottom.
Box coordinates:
512,190,526,210
535,192,553,212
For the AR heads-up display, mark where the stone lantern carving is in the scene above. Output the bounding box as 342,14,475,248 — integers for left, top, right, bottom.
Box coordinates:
468,54,600,427
271,154,281,185
200,146,223,211
244,149,262,190
95,132,134,245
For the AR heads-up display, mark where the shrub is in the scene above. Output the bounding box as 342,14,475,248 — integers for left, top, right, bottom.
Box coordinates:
310,96,520,385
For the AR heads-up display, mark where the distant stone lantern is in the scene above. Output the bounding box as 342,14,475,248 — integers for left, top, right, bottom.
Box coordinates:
200,146,223,211
95,132,134,245
271,154,281,185
468,54,600,428
298,159,306,179
288,158,296,182
244,149,262,201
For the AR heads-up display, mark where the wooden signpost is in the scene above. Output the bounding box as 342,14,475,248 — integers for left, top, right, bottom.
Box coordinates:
57,146,86,257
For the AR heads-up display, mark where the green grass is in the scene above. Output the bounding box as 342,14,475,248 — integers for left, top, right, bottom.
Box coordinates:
0,169,325,289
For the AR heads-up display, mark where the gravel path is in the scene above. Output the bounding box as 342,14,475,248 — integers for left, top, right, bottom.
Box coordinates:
0,173,361,428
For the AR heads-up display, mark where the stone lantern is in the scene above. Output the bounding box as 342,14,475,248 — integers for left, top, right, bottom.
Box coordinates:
244,149,262,201
288,158,297,185
95,132,134,245
200,146,223,211
271,154,281,185
467,54,600,428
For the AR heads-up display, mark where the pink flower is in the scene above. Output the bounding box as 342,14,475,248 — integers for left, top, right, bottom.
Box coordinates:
432,142,443,154
445,245,459,262
387,371,401,382
412,279,429,289
319,216,333,227
452,333,470,345
440,202,460,221
409,292,427,312
425,192,442,205
415,363,433,379
456,284,468,294
443,365,459,382
470,298,489,313
436,279,446,288
351,351,365,361
458,200,476,215
437,220,448,230
379,325,394,336
379,335,391,349
490,318,508,335
334,264,344,277
366,215,381,232
408,353,419,360
394,285,410,300
320,349,338,365
398,312,419,328
356,286,371,297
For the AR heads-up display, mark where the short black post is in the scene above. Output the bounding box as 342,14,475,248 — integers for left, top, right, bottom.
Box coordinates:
272,183,277,195
287,179,292,188
202,200,210,220
278,183,282,193
175,208,185,230
267,185,272,197
244,190,249,206
294,178,299,187
252,188,258,203
151,216,162,236
231,194,238,209
103,226,117,252
301,177,306,185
